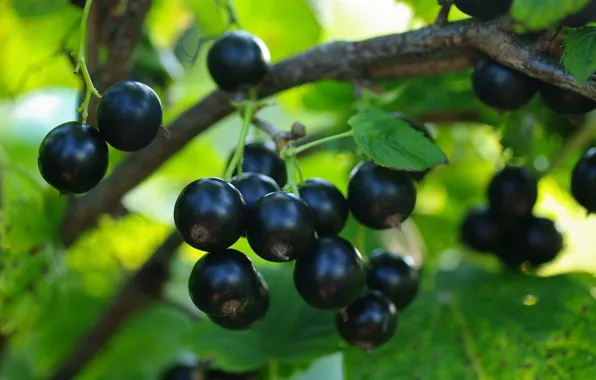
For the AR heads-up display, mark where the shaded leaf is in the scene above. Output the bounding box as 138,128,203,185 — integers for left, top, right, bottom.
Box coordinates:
511,0,591,30
348,107,448,171
11,0,70,18
563,26,596,83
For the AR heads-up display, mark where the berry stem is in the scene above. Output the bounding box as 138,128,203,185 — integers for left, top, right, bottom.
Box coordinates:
284,158,301,196
74,0,101,124
292,156,304,184
224,88,259,180
283,130,354,157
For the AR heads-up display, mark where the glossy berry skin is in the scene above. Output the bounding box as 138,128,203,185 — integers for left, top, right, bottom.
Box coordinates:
459,207,503,253
539,83,596,115
472,58,537,111
298,178,349,236
97,80,163,152
188,249,260,317
347,161,417,229
207,30,270,92
231,173,280,211
453,0,512,20
389,113,434,182
227,142,287,187
246,192,316,262
173,177,247,251
209,271,269,330
293,236,366,310
38,121,109,194
366,249,419,310
571,148,596,213
487,166,538,220
336,290,398,352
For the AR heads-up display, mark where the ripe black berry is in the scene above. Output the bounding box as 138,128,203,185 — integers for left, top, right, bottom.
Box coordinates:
347,161,417,229
207,30,270,92
209,271,269,330
174,177,247,251
293,236,366,310
539,83,596,115
298,178,349,236
487,166,538,220
246,192,315,262
459,207,503,253
571,148,596,213
389,113,434,182
188,249,260,317
37,121,108,194
231,173,280,211
454,0,512,20
336,290,398,352
227,142,287,187
366,249,419,310
472,58,537,111
96,80,163,152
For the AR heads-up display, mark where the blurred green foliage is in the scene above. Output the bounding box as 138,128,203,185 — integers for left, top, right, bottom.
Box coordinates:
1,1,596,380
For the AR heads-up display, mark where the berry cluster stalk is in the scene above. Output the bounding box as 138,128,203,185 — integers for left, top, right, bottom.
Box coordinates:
74,0,101,124
224,89,259,180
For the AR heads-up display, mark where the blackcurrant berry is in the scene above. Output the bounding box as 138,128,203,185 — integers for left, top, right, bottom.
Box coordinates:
174,177,247,251
37,121,109,194
209,271,269,330
487,166,538,220
336,290,398,352
96,80,163,152
231,173,280,211
571,148,596,213
188,249,260,317
453,0,512,20
161,364,197,380
207,30,270,92
246,192,315,262
347,161,417,229
389,113,434,182
227,142,287,187
539,83,596,115
293,236,366,310
472,58,537,111
459,207,504,253
298,178,349,236
366,249,419,310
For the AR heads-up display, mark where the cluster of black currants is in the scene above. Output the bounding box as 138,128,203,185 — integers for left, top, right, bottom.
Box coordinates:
37,81,163,194
174,141,422,350
460,166,564,269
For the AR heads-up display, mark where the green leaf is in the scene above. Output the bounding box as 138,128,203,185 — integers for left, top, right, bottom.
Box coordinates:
347,107,448,171
11,0,70,18
563,27,596,83
185,264,341,372
344,262,596,379
511,0,591,30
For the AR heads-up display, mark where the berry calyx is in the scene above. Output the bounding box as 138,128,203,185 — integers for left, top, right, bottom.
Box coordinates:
453,0,512,20
298,178,349,236
227,142,287,187
37,121,109,194
347,161,417,229
293,236,366,310
209,271,270,330
207,30,270,92
459,207,504,253
173,177,247,251
366,249,419,310
246,191,316,262
539,83,596,115
571,148,596,213
231,173,280,211
188,249,260,317
96,80,163,152
336,290,398,352
487,166,538,220
472,58,538,111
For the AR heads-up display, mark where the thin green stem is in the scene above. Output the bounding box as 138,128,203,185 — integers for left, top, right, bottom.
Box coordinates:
75,0,101,124
290,130,353,156
284,158,300,196
224,89,258,180
292,156,304,184
267,360,278,380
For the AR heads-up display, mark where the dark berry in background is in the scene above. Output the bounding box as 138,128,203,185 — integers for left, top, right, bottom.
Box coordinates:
459,207,504,253
539,82,596,115
453,0,512,20
571,148,596,213
487,166,538,220
38,121,109,194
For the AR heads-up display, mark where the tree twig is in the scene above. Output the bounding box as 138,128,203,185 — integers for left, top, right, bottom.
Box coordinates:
435,0,453,26
59,16,596,247
48,231,183,380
